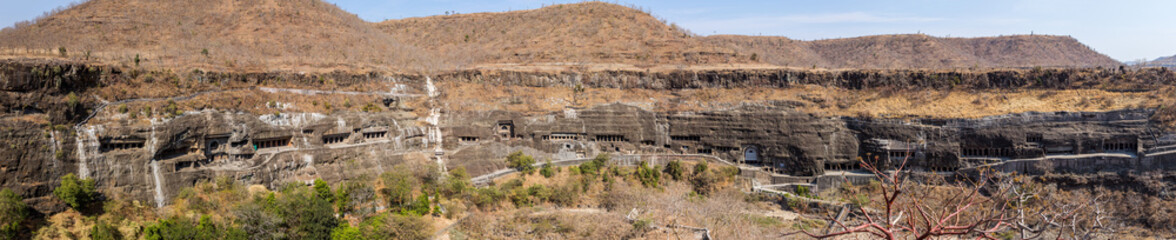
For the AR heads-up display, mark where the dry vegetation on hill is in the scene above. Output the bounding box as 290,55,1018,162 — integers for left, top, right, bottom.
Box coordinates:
0,0,441,73
702,34,1120,69
376,1,748,68
0,1,1123,71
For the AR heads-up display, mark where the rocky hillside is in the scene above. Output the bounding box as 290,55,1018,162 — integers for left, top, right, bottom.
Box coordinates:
0,0,438,72
0,1,1123,71
377,1,1119,69
1148,55,1176,67
701,34,1121,69
376,1,746,67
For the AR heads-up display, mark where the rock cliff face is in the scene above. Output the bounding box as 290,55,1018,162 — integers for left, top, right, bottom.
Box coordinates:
2,60,1175,213
431,67,1176,90
443,104,1168,176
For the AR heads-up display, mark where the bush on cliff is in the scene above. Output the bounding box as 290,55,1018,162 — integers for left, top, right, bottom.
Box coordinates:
0,189,28,239
506,151,536,174
54,173,97,209
663,160,684,181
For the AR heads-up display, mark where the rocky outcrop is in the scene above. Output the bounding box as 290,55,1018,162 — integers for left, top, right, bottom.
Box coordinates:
431,67,1176,90
2,59,1175,214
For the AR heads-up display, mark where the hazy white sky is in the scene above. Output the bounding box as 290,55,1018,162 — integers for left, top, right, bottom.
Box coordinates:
2,0,1173,62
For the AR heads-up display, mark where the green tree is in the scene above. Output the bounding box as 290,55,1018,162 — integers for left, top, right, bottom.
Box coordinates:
231,202,282,239
313,179,334,202
402,195,431,216
505,151,536,174
276,187,339,239
689,162,721,196
663,160,684,181
330,223,361,240
54,173,97,209
143,215,245,240
380,170,416,209
0,189,28,239
440,167,471,198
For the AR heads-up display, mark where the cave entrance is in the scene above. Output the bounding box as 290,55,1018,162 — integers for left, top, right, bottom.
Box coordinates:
744,146,760,163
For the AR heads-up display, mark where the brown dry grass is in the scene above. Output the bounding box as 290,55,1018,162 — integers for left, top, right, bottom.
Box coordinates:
702,34,1121,69
377,1,747,69
0,0,442,73
464,163,805,240
0,0,1123,72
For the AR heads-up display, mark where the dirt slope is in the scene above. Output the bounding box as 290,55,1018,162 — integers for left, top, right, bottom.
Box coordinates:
375,1,747,67
702,34,1121,69
0,0,439,72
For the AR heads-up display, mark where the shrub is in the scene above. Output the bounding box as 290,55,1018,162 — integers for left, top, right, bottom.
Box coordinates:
796,186,814,198
693,161,709,176
509,187,531,207
380,170,416,209
356,213,431,240
499,178,524,192
361,103,381,112
54,173,97,209
548,184,578,207
58,47,67,57
635,161,662,188
163,99,181,117
313,179,333,202
65,92,80,109
505,151,536,174
689,165,720,196
663,160,684,181
331,223,361,240
117,104,128,114
143,215,245,240
579,154,609,175
0,189,28,239
540,162,555,178
472,187,505,210
632,219,652,230
400,195,431,216
90,220,123,240
527,185,552,202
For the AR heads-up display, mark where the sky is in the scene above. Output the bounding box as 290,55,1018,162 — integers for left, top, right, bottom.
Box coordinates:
1,0,1173,62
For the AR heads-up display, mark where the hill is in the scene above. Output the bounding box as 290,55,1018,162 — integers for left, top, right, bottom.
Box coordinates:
375,2,748,68
0,0,439,72
0,1,1123,71
701,34,1121,69
1148,55,1176,67
379,1,1118,69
